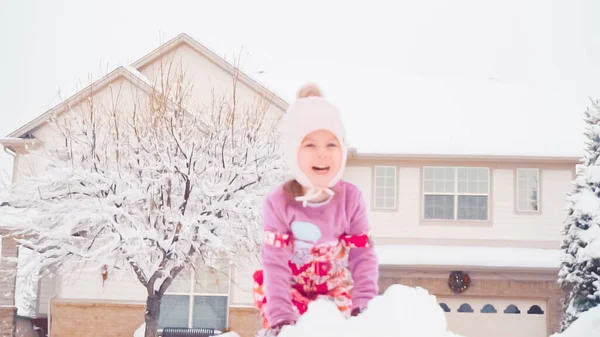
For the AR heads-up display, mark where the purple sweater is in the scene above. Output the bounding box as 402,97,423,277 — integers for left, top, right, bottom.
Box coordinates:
260,180,379,324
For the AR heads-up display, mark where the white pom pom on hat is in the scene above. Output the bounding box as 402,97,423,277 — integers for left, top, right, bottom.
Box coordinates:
282,83,348,205
296,82,323,99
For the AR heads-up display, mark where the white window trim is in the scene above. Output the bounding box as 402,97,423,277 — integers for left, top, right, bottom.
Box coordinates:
516,168,541,213
373,166,398,211
422,166,490,221
164,263,232,329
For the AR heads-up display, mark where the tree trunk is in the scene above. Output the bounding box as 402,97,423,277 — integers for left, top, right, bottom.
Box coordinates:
144,294,162,337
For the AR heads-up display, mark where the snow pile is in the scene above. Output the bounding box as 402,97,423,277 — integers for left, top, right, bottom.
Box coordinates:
133,323,144,337
278,284,461,337
550,306,600,337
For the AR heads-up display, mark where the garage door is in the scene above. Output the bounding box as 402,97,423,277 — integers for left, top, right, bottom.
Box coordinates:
438,297,547,337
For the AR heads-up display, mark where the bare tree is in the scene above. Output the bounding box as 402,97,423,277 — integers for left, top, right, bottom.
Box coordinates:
0,60,284,337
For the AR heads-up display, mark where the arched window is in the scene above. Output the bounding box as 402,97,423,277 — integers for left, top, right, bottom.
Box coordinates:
504,304,521,314
457,303,474,313
481,304,497,313
527,305,544,315
439,303,451,312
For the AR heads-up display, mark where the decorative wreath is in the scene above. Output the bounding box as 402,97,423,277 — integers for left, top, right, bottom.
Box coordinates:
448,271,470,293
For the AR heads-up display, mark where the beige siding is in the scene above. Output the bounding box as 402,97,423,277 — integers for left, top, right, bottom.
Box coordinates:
36,275,57,315
58,266,146,302
493,169,572,239
344,164,572,245
138,44,284,126
230,260,260,307
13,76,154,184
0,235,17,307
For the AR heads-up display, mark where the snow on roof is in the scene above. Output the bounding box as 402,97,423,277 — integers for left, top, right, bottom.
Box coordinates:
375,245,561,270
125,66,154,88
259,64,586,158
0,137,39,146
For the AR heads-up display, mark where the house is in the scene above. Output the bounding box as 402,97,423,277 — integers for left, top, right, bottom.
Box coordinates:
345,152,573,337
0,33,575,337
0,33,288,337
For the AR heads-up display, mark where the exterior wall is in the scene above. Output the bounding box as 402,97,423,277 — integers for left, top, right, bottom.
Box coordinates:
230,261,260,306
58,266,146,302
228,307,261,337
36,275,56,316
0,236,17,306
137,43,285,126
0,307,16,337
344,159,574,247
13,76,154,183
50,300,145,337
0,235,18,337
379,268,564,335
48,300,261,337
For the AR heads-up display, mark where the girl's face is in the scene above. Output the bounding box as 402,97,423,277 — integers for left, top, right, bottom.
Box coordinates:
297,130,343,189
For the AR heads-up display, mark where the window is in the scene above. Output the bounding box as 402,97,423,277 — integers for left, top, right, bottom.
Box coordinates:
527,305,544,315
439,303,451,312
481,304,497,313
423,167,489,220
373,166,397,210
504,304,521,314
160,260,231,330
517,168,539,212
457,303,474,313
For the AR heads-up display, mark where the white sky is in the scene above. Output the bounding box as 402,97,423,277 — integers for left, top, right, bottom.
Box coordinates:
1,0,600,180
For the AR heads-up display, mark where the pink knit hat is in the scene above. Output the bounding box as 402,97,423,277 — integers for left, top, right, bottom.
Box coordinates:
282,83,348,204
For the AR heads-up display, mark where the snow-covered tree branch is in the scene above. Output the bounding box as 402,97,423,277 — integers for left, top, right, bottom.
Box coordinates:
0,61,284,337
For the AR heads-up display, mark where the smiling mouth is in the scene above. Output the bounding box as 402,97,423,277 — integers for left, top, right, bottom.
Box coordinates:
312,165,330,174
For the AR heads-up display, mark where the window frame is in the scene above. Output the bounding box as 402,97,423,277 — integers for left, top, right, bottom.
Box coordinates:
515,168,541,214
422,166,491,222
161,262,232,330
372,166,398,211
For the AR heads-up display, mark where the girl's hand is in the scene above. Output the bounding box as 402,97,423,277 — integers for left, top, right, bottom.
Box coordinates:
351,307,365,317
269,319,296,336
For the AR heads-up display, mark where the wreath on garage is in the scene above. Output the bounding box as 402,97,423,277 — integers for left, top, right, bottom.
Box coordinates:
448,271,470,293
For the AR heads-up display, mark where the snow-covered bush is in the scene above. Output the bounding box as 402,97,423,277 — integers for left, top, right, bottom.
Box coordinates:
559,99,600,330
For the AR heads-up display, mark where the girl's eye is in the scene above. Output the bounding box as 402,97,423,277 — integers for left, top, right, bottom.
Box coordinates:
327,143,338,148
304,143,316,148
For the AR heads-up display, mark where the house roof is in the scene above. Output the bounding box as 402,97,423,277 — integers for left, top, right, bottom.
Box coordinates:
4,33,289,145
131,33,289,112
348,148,581,164
4,66,158,143
375,245,561,272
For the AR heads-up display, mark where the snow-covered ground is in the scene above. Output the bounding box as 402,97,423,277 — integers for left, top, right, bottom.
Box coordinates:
133,285,457,337
277,284,460,337
550,306,600,337
132,284,600,337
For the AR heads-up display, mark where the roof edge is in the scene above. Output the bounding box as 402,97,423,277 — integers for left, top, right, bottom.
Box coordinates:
6,67,158,139
348,147,581,164
131,33,289,111
379,263,559,273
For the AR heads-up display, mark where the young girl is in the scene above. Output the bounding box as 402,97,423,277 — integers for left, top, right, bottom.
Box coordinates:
252,83,379,336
